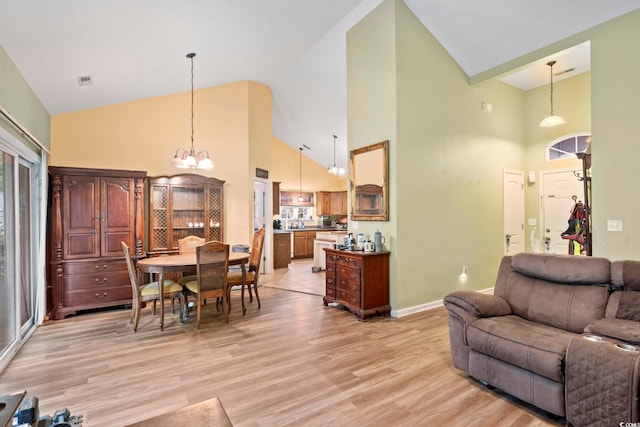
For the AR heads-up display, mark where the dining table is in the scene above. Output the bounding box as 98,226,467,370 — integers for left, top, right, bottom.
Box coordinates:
136,251,250,330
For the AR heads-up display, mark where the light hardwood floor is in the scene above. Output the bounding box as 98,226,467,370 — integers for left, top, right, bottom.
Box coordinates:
0,261,563,426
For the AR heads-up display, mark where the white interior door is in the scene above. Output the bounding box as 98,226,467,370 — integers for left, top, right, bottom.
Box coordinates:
503,170,524,255
252,179,272,274
541,169,583,254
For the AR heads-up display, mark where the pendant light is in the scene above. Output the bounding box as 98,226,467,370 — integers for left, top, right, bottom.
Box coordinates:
327,134,345,175
298,147,305,202
171,52,214,169
539,60,566,127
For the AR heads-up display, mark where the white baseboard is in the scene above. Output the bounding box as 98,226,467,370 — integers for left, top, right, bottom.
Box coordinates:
391,287,494,318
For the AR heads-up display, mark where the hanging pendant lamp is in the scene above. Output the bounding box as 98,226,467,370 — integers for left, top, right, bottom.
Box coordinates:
539,60,566,127
327,134,345,175
298,147,305,202
171,52,214,169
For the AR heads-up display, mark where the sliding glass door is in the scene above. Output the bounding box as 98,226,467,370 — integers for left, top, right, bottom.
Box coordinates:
0,151,16,362
0,136,42,373
19,162,35,333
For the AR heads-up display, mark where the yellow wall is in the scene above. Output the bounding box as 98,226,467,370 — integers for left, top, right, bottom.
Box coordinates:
270,137,347,195
51,80,264,246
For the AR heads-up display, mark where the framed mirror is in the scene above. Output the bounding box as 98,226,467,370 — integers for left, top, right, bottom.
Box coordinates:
350,140,389,221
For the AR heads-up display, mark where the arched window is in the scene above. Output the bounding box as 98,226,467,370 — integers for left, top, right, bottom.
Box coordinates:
546,133,591,161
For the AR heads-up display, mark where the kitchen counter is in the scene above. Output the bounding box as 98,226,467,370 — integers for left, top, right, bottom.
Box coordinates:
274,227,345,233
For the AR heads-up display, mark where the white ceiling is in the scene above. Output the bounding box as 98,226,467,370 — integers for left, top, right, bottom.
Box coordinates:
1,0,639,169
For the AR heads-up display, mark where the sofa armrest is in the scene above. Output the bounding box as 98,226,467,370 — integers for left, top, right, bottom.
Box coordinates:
585,318,640,345
444,291,512,318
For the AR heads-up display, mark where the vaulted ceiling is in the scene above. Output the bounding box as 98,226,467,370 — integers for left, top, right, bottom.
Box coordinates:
1,0,638,168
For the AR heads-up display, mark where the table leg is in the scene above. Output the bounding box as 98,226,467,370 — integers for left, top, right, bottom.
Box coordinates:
158,269,165,331
241,263,247,315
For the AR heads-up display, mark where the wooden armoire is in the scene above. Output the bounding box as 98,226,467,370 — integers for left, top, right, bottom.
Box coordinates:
47,166,146,319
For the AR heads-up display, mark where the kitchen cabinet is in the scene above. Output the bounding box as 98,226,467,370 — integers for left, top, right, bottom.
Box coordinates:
293,230,316,259
273,231,291,268
47,166,146,319
323,248,390,320
147,174,225,255
315,191,347,215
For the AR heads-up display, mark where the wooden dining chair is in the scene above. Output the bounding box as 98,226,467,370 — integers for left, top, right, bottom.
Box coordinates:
122,241,185,332
177,235,206,285
227,228,265,314
183,241,230,329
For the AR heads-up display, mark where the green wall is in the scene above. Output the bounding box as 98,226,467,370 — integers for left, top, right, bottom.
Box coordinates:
0,44,50,149
348,0,525,311
590,10,640,259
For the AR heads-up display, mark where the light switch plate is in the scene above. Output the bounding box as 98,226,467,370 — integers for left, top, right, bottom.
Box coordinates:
528,218,537,226
607,220,623,232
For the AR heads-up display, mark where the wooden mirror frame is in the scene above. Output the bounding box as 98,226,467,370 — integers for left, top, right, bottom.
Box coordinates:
350,140,389,221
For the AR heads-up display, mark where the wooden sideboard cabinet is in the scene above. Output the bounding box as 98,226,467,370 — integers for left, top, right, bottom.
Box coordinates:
323,248,390,320
47,166,146,319
147,174,225,255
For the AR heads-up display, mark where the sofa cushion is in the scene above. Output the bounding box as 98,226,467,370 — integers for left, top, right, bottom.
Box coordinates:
510,253,610,284
500,273,608,333
585,318,640,344
616,290,640,321
467,315,577,382
611,260,640,291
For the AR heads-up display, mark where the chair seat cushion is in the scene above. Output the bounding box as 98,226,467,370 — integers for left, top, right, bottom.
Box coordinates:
179,275,197,286
184,280,225,293
227,271,256,284
140,280,181,296
467,315,577,382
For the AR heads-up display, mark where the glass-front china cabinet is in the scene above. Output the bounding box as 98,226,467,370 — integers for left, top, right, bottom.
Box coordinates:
147,174,224,255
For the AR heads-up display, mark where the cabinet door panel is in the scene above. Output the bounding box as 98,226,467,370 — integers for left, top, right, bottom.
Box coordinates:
63,175,100,259
101,177,136,257
293,234,307,258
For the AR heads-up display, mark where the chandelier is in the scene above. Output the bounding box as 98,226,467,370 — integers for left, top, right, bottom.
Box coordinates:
539,60,566,127
327,134,345,175
172,52,214,169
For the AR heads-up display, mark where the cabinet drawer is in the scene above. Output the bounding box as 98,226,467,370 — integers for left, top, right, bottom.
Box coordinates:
336,256,361,269
338,290,360,307
64,271,131,290
337,279,360,294
337,267,360,282
326,286,336,298
64,286,132,307
64,260,127,275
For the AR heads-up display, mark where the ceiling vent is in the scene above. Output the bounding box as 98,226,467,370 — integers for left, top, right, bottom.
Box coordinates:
77,75,92,87
554,67,575,77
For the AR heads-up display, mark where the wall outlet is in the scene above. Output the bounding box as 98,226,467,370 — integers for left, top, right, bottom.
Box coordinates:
351,220,358,229
607,220,623,232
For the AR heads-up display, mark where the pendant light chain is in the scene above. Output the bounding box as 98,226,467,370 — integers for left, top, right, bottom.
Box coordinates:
549,60,555,115
190,53,194,149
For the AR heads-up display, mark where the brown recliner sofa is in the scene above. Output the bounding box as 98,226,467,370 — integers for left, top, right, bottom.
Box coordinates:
444,252,612,417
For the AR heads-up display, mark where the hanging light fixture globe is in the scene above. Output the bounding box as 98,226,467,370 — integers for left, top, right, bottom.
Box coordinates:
540,60,566,127
172,52,214,169
327,134,345,175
